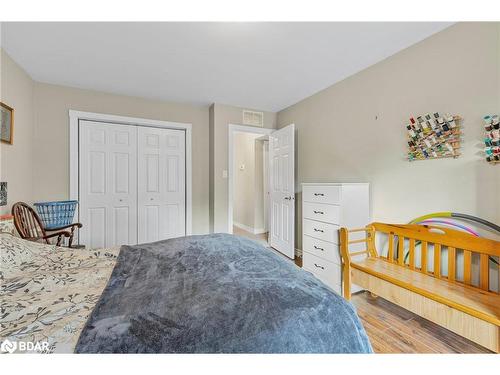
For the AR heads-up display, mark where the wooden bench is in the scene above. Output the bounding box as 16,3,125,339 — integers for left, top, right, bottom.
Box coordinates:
340,222,500,353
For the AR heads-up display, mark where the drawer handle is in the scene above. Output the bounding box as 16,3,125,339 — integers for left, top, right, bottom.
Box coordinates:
313,210,324,214
313,228,324,233
314,263,325,270
314,193,324,196
314,245,324,251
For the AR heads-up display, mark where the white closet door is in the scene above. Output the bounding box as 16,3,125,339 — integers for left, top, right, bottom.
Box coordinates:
138,127,186,243
79,121,138,248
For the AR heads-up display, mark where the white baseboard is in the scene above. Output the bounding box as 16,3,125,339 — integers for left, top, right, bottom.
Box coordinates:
233,222,255,234
253,228,267,235
234,222,269,235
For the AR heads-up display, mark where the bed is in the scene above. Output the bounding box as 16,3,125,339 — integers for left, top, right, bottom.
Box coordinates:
1,229,372,353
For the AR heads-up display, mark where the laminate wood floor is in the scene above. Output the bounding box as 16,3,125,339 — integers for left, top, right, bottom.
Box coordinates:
351,291,492,353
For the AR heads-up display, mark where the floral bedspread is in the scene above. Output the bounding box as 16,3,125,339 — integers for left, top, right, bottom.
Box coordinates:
0,232,118,353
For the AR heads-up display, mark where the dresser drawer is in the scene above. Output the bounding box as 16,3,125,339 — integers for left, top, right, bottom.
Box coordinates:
303,235,341,264
303,185,341,205
303,202,340,224
303,219,339,244
303,252,341,293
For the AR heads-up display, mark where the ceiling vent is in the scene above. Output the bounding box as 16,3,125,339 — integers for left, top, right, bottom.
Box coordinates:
243,110,264,127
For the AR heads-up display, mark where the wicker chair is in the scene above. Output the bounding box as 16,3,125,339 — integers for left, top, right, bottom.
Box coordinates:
12,202,82,247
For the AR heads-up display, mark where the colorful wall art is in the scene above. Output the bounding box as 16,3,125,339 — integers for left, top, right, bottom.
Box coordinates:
482,115,500,164
406,113,461,161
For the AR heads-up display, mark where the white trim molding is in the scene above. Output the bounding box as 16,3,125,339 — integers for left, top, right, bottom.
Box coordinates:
233,222,267,235
228,123,273,234
233,221,256,234
69,110,193,235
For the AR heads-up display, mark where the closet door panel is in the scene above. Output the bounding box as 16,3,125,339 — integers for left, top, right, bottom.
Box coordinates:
88,207,106,249
138,127,162,243
164,128,185,239
144,204,161,243
113,206,130,245
113,152,130,194
138,127,185,243
79,121,138,248
89,151,106,195
163,203,180,239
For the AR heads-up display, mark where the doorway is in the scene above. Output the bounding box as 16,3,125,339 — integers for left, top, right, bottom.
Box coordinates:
228,123,295,258
228,125,273,246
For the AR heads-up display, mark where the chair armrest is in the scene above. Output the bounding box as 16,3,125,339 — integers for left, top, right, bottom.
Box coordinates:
46,222,83,231
43,231,71,240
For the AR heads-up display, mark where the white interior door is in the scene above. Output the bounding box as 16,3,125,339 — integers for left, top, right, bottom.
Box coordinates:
79,121,138,248
138,127,186,243
269,124,295,258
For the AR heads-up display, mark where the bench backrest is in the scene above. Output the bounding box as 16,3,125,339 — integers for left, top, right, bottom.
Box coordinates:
340,222,500,294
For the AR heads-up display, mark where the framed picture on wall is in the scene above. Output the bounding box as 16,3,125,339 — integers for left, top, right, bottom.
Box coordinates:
0,102,14,144
0,182,6,206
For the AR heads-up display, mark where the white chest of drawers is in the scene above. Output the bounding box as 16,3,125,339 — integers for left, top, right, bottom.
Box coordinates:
301,183,370,295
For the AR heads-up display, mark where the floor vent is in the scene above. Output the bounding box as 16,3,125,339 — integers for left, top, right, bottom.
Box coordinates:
243,110,264,127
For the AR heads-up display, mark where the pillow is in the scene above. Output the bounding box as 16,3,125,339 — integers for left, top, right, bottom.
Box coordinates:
0,217,15,235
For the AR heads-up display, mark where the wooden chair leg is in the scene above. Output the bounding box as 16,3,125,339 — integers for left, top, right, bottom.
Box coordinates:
68,227,75,248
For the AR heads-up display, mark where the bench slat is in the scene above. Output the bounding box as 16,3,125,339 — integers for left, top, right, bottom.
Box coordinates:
421,241,428,273
409,238,415,270
398,236,404,266
480,254,489,291
464,250,472,285
388,233,394,262
434,243,441,278
448,247,456,282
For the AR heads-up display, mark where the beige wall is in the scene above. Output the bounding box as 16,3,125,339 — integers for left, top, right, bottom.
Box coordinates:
277,22,500,249
32,83,210,234
253,139,267,232
0,49,34,215
210,103,276,232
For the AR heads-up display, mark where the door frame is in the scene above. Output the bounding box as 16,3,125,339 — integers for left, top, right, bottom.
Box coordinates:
227,124,273,234
69,110,193,236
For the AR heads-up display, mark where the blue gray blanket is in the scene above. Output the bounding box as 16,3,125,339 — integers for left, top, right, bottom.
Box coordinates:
76,234,372,353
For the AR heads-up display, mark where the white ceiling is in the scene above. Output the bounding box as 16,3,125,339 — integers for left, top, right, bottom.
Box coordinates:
1,22,452,112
